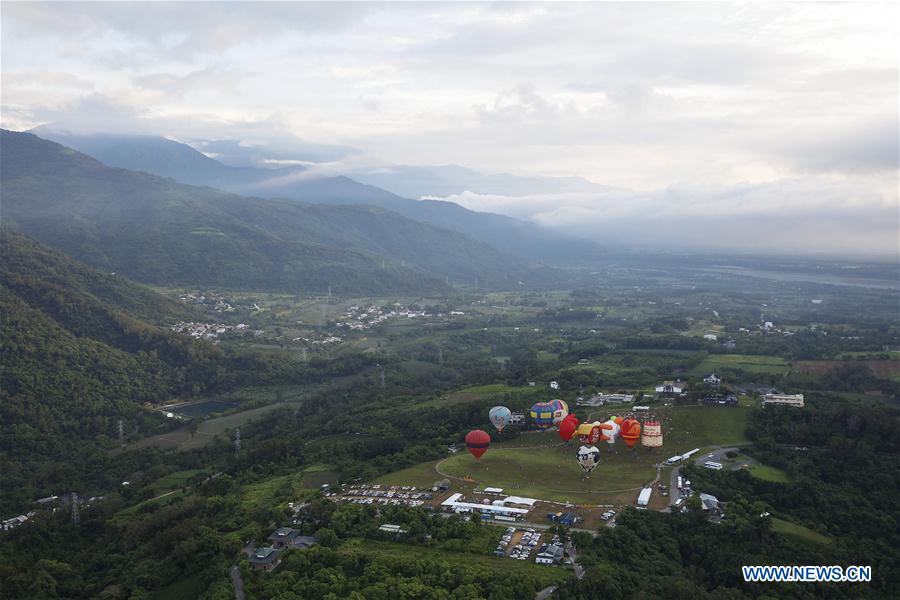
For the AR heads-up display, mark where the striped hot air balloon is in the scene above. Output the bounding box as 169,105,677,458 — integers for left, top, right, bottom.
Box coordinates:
465,429,491,460
530,399,569,429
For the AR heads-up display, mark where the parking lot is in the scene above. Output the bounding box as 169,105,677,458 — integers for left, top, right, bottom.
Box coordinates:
494,527,543,560
337,484,434,508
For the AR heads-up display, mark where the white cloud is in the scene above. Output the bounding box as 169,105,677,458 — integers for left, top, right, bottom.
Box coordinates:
427,174,898,256
1,1,897,255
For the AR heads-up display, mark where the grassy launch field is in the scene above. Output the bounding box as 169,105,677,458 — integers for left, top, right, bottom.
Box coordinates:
375,404,752,505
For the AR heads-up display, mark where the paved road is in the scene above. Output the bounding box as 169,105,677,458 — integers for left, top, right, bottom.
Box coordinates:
229,565,245,600
535,585,558,600
667,445,751,507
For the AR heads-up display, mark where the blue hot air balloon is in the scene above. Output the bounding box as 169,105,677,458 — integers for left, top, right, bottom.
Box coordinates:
489,406,512,432
530,399,569,430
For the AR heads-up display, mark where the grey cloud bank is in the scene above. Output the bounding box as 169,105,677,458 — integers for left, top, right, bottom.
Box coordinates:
1,1,897,256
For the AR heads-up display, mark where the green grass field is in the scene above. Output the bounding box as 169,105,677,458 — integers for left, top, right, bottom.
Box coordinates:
116,469,210,516
338,538,569,587
299,464,340,489
374,404,751,505
439,442,656,504
242,472,303,509
133,401,302,451
372,460,447,489
771,517,832,545
748,463,790,483
690,354,790,376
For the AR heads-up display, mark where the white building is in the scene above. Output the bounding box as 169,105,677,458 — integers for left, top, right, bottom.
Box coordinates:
655,382,683,396
535,544,565,565
578,393,634,406
681,448,700,461
440,493,530,518
699,493,721,513
762,393,804,408
703,334,718,341
703,373,722,387
637,487,652,508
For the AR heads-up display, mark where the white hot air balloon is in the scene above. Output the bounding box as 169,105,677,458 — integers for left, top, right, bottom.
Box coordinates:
577,445,601,475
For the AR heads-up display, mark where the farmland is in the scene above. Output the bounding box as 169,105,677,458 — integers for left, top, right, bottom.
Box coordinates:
690,354,790,376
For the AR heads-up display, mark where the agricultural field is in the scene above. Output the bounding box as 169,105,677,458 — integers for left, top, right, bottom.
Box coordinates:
794,359,900,381
690,354,790,377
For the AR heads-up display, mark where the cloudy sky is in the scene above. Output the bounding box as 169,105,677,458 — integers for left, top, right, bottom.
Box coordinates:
2,1,898,256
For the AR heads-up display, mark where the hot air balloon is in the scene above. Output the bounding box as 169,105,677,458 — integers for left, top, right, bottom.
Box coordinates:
641,420,663,448
576,420,617,444
619,418,642,448
465,429,491,460
558,413,580,441
602,418,621,445
530,399,569,429
577,445,601,474
489,406,512,432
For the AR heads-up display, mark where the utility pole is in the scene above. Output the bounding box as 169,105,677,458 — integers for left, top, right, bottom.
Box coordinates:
438,348,444,367
380,366,386,389
117,419,125,445
234,429,241,455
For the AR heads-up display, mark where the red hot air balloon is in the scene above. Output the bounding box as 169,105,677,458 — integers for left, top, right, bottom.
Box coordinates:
465,429,491,460
620,418,642,448
558,413,580,441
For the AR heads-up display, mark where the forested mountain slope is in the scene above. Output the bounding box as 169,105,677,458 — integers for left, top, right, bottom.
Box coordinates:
1,130,542,292
0,229,250,512
32,128,602,262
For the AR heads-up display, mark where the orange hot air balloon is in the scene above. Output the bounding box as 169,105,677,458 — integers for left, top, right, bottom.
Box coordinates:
558,413,580,441
620,418,642,448
465,429,491,460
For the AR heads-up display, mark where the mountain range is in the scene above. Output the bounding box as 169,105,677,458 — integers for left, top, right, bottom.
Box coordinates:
32,128,603,261
0,227,225,509
2,130,552,294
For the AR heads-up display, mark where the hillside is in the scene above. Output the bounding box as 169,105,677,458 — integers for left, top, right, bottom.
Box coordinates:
32,129,602,262
1,130,539,292
0,229,237,512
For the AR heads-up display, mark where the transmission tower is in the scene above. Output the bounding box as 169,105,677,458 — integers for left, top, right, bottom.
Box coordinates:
117,419,125,444
234,428,241,455
70,492,80,525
